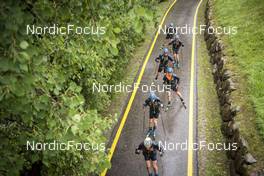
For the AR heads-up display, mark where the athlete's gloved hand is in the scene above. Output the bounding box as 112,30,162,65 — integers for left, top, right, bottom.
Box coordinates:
135,149,140,155
160,104,164,108
159,151,164,157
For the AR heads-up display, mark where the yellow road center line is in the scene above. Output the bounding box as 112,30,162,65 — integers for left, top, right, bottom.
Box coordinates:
187,0,204,176
100,0,178,175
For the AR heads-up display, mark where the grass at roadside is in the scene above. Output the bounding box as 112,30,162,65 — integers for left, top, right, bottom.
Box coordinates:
197,0,229,175
211,0,264,171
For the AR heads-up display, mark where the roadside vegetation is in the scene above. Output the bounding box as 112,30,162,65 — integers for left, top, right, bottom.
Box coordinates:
213,0,264,139
197,0,229,175
211,0,264,171
0,0,168,175
213,0,264,170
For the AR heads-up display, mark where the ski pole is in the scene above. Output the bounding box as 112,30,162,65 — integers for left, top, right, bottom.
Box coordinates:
160,112,166,138
143,106,146,135
181,47,183,65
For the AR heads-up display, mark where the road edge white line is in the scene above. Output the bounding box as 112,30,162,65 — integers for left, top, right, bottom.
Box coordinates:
187,0,204,176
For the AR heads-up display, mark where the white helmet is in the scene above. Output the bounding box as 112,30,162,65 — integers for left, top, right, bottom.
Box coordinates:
144,137,152,148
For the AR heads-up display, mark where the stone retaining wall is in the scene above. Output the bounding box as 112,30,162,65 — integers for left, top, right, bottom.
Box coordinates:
203,1,260,175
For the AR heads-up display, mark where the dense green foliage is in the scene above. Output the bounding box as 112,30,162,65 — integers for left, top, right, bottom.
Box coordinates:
213,0,264,139
0,0,158,175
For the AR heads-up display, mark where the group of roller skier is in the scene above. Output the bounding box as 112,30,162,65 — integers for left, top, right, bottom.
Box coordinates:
135,23,186,176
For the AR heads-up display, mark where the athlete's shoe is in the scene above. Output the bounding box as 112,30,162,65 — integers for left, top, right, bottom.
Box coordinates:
146,129,152,136
153,129,156,138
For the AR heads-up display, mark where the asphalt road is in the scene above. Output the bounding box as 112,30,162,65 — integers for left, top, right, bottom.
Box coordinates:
108,0,199,175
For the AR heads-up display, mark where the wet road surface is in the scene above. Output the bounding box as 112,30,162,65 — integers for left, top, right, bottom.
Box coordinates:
108,0,200,175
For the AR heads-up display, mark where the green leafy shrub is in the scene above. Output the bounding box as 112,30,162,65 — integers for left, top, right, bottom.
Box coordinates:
0,0,158,175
